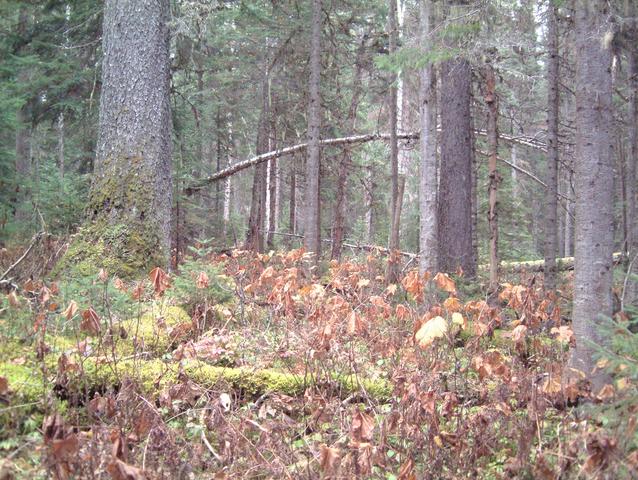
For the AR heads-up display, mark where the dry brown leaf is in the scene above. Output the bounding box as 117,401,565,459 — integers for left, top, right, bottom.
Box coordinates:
433,272,456,293
350,410,375,442
62,300,78,320
107,459,147,480
319,445,341,475
80,307,101,335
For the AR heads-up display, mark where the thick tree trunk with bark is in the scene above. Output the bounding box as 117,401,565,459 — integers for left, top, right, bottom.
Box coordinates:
303,0,322,257
418,0,437,274
544,2,560,291
484,62,500,292
438,58,475,277
570,0,614,391
624,0,638,308
61,0,173,278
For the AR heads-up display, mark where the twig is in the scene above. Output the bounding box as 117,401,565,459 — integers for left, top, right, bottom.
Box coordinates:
0,231,44,282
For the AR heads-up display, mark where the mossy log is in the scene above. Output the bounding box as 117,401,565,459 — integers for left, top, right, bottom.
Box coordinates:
0,307,392,421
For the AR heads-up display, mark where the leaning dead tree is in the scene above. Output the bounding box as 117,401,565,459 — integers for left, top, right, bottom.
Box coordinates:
185,130,547,193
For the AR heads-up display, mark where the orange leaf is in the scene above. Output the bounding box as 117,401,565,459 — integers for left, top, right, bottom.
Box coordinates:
62,300,78,320
443,296,461,312
149,267,170,296
433,273,456,293
8,291,20,308
0,376,8,395
319,445,341,475
511,324,528,344
350,410,375,442
196,271,209,289
80,307,101,335
131,281,145,300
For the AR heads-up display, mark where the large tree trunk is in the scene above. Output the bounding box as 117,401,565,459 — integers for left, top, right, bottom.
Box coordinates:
484,62,500,292
544,1,560,291
418,0,438,275
570,0,614,391
65,0,172,277
438,58,475,277
624,0,638,308
303,0,322,257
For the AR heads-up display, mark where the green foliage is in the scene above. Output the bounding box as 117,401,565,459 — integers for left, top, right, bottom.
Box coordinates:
170,239,234,310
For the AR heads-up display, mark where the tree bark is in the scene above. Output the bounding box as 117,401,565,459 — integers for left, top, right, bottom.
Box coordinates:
303,0,323,258
245,79,270,252
73,0,172,276
544,1,560,291
331,35,367,260
624,0,638,307
570,0,614,391
386,0,401,283
484,62,500,292
438,57,475,277
418,0,438,274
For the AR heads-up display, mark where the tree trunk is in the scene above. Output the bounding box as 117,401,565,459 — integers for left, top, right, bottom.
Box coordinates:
57,111,65,184
267,97,278,250
331,35,367,260
438,58,475,277
289,159,297,235
484,62,500,292
418,0,438,274
544,1,560,291
570,0,614,391
304,0,322,257
245,80,270,252
624,0,638,308
386,0,401,283
67,0,172,277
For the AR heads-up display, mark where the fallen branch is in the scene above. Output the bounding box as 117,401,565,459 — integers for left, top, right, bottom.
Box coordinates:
0,231,45,283
186,130,547,192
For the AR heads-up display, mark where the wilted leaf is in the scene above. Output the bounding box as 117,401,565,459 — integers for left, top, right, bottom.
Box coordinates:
0,376,8,396
414,316,447,349
149,267,170,296
596,384,615,401
62,300,78,320
451,312,467,329
113,278,126,292
443,296,461,312
395,304,410,321
131,282,145,301
550,325,574,344
511,324,528,344
7,291,20,308
397,458,415,480
350,410,375,442
98,268,108,282
433,272,456,293
80,307,101,335
401,270,423,299
107,459,147,480
196,271,209,289
385,283,397,296
319,445,341,475
347,310,364,335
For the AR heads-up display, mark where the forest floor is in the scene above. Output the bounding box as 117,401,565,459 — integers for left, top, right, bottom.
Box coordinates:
0,246,637,479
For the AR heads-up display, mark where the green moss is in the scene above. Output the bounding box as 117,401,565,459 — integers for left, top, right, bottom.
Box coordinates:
0,362,46,404
53,218,166,279
117,306,191,355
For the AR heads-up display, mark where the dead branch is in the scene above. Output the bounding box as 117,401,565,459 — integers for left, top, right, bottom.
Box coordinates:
0,231,45,283
186,130,547,192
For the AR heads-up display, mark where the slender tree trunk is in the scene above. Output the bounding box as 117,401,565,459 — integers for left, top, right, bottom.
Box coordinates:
386,0,401,282
222,116,234,241
74,0,172,276
289,159,297,234
245,79,271,252
365,164,374,244
484,62,500,292
57,111,65,184
438,58,475,277
544,1,560,291
331,35,366,260
570,0,614,391
304,0,322,257
267,105,278,249
418,0,437,274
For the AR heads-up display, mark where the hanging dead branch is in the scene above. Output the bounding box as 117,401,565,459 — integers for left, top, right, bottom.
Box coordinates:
185,130,547,193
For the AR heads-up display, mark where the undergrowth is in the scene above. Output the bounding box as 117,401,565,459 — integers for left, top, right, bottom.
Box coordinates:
0,248,636,479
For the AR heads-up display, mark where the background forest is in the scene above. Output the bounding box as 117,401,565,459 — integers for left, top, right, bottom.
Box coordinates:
0,0,637,479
